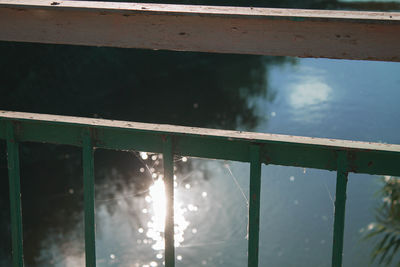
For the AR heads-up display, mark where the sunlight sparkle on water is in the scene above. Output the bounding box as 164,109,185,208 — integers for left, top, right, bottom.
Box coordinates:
140,152,149,160
145,178,189,251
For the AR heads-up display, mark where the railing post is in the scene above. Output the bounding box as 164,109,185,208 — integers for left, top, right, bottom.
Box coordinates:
163,135,175,267
331,151,349,267
83,129,96,267
248,144,262,267
6,121,24,267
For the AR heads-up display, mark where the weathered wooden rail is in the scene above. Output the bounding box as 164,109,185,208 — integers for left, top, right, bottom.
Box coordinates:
0,0,400,61
1,1,399,267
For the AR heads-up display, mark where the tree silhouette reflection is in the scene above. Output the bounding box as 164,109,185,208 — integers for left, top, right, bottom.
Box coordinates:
0,42,291,265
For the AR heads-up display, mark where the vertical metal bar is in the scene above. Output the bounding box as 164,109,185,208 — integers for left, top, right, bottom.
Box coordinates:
6,121,24,267
83,130,96,267
331,151,349,267
248,144,262,267
163,136,175,267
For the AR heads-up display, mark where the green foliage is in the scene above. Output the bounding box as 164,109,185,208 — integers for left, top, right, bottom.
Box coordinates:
365,176,400,266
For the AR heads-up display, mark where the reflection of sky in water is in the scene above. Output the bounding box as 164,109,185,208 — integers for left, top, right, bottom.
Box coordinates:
287,67,332,122
289,76,331,109
264,58,400,143
288,67,331,108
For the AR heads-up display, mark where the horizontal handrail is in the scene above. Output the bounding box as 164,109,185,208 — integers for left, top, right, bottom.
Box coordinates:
1,110,400,176
1,110,398,267
0,0,399,61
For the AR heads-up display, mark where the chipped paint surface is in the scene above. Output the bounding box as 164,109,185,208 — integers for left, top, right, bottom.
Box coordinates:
0,0,399,61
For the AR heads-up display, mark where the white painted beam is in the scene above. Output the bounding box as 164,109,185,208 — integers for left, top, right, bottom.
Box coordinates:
0,0,399,61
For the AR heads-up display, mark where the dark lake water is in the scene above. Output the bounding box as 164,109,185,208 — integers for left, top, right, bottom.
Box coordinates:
0,2,400,266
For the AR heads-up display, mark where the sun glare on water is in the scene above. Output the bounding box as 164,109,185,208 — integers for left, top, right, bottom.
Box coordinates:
144,177,190,251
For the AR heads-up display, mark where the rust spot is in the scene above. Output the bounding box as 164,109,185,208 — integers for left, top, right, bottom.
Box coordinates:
335,34,341,38
179,32,186,36
50,2,60,5
232,27,238,30
141,7,148,10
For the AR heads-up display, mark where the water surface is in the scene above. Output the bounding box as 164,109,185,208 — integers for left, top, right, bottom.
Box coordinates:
0,40,399,267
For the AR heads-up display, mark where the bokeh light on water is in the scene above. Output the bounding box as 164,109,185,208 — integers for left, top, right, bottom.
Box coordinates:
145,176,189,251
34,155,250,267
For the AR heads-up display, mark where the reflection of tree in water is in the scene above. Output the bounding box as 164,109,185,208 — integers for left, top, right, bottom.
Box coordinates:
0,42,289,128
365,176,400,266
0,42,291,265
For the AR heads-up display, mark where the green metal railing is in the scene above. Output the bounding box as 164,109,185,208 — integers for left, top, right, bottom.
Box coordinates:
1,111,400,267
